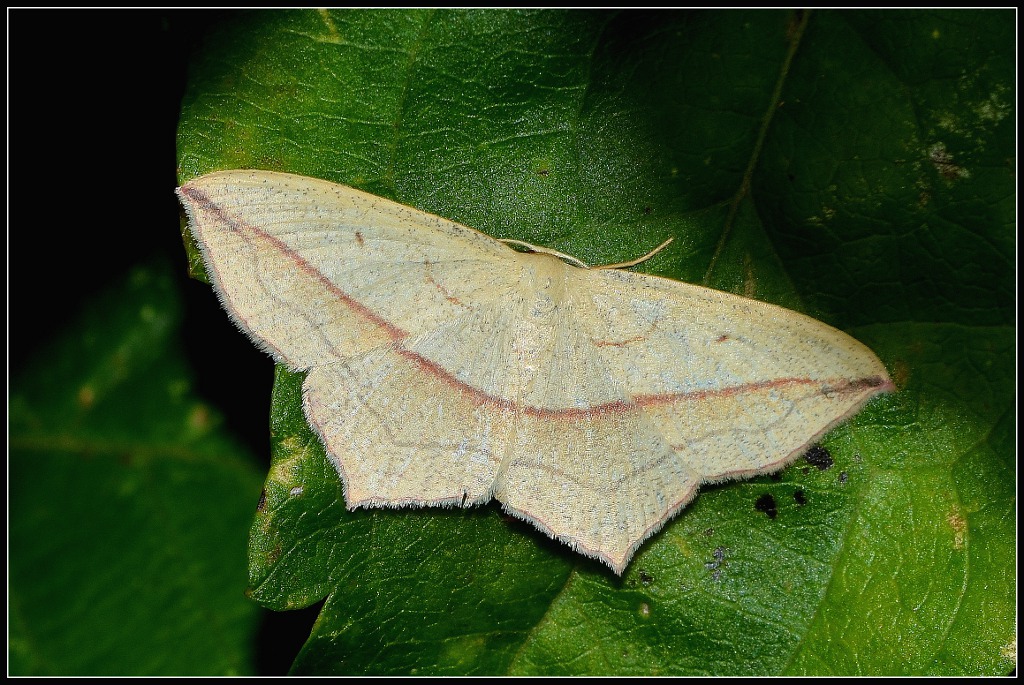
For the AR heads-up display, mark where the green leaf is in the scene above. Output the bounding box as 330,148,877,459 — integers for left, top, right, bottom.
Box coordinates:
9,262,264,675
177,9,1015,675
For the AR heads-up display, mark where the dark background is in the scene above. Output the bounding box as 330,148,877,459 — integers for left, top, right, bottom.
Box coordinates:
9,10,316,674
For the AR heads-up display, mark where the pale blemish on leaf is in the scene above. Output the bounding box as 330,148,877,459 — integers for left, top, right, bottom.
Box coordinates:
808,205,837,228
78,386,95,409
270,449,308,489
892,359,911,390
973,86,1011,125
1000,638,1016,662
188,403,212,432
946,507,967,550
935,75,1010,147
439,634,488,669
928,142,970,182
138,303,159,329
278,436,310,459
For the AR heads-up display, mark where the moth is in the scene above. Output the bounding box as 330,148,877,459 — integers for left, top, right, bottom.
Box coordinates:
178,170,892,573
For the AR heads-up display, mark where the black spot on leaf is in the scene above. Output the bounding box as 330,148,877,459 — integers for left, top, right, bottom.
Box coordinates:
793,489,807,506
804,445,834,470
755,493,778,519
